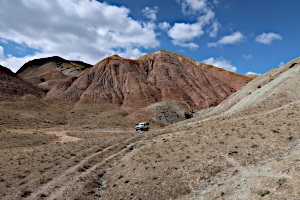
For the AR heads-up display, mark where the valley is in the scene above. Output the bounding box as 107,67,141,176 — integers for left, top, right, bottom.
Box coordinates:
0,51,299,199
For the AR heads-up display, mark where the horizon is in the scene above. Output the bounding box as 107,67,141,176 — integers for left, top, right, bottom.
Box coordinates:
0,0,299,74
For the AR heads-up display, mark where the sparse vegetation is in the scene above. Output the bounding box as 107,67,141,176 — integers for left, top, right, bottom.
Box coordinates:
277,177,287,185
1,70,299,199
257,189,270,196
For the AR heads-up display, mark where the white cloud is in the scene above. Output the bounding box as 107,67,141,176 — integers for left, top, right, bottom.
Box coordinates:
255,32,282,45
202,57,237,72
207,21,220,37
168,22,205,42
172,40,199,49
168,9,215,49
158,22,171,31
169,0,218,49
118,47,145,60
208,31,245,47
242,54,252,60
142,6,159,21
178,0,209,15
0,0,159,71
246,71,261,75
278,62,285,67
0,46,4,60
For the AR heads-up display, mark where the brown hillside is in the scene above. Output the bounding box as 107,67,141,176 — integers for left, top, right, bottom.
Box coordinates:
0,65,45,99
48,50,254,110
101,57,300,200
17,56,92,92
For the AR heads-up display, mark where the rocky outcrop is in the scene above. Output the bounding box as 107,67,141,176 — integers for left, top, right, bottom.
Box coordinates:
128,102,193,126
0,65,45,99
17,56,92,91
48,50,254,110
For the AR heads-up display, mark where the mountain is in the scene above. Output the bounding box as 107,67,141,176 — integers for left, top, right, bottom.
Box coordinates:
17,56,92,92
0,65,45,99
48,50,254,111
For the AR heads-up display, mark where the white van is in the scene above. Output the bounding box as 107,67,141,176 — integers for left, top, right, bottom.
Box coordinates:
135,122,149,131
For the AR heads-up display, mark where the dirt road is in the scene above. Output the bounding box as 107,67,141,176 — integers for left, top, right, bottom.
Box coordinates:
46,130,83,143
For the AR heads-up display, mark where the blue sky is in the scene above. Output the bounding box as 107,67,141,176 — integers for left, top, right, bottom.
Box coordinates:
0,0,299,74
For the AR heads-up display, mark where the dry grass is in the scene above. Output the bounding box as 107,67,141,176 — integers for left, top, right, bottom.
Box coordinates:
0,129,139,199
0,95,299,199
0,95,136,130
0,129,55,149
102,102,300,200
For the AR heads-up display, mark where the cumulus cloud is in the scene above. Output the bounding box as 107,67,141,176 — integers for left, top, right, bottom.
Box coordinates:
242,54,252,60
255,32,282,44
177,0,209,15
172,41,199,49
0,0,159,71
207,31,245,47
168,22,205,43
168,10,215,48
167,0,218,49
202,57,237,72
142,6,159,21
246,71,261,75
158,22,171,31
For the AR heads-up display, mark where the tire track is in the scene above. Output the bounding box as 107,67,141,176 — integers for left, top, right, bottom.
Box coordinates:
26,135,142,200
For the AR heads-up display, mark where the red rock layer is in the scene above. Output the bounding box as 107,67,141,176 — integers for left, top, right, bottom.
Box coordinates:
48,50,254,110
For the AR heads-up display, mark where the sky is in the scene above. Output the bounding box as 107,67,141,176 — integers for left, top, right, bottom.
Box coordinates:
0,0,299,74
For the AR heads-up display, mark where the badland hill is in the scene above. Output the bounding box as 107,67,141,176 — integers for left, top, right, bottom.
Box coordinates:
101,57,300,200
17,56,92,92
0,65,44,99
48,50,253,111
46,50,255,125
0,53,299,200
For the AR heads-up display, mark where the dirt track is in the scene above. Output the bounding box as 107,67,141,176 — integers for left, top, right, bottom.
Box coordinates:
46,131,83,143
25,130,160,199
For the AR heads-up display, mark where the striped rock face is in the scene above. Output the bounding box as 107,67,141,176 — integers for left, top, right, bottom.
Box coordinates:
48,50,254,110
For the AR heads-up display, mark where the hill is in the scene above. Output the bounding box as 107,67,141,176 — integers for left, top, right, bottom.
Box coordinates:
0,65,45,99
101,57,300,199
17,56,92,92
0,56,299,200
48,50,253,110
47,50,254,125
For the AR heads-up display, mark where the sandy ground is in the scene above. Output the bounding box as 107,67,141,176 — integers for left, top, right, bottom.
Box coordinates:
46,131,83,143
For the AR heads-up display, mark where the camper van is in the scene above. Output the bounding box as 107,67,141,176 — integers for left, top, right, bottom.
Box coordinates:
135,122,149,131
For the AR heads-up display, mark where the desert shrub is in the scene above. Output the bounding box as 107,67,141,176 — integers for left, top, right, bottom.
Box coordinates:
20,189,32,197
277,177,287,185
257,189,270,196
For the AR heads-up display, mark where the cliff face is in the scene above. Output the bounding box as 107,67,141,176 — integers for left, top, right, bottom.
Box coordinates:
0,65,45,99
48,50,254,110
